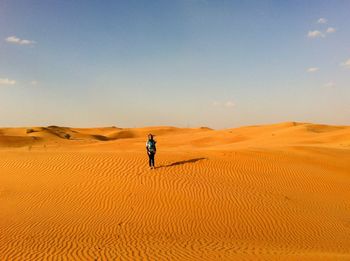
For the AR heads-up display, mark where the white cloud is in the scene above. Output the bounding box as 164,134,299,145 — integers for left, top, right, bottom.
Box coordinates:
31,80,38,86
5,36,35,45
212,101,220,107
341,59,350,68
317,18,327,24
307,67,319,73
324,81,336,88
326,27,336,33
307,30,325,38
211,100,235,109
0,78,16,85
224,101,235,108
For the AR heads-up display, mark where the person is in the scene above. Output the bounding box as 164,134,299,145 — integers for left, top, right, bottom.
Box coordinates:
146,134,156,169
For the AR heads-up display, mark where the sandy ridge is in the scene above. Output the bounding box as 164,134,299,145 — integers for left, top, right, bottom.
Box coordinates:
0,122,349,260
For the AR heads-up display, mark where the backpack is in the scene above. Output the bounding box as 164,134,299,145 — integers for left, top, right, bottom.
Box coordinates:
147,139,156,153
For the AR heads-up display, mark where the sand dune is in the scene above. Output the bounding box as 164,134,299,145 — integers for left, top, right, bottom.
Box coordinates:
0,122,349,260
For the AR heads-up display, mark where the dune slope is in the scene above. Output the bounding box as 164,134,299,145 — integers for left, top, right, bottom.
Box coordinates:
0,122,349,260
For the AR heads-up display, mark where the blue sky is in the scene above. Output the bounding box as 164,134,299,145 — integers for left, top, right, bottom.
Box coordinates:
0,0,349,128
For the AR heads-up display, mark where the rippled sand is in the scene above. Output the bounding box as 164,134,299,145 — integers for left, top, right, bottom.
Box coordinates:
1,122,349,260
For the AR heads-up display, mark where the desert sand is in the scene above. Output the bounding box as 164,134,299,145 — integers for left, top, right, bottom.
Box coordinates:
0,122,349,260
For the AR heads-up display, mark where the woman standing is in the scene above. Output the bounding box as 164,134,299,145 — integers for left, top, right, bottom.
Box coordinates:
146,134,156,169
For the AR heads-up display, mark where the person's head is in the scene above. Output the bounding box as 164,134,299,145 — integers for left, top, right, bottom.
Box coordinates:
148,134,153,140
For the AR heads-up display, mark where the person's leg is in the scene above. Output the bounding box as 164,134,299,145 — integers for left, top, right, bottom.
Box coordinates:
148,153,152,167
151,153,155,168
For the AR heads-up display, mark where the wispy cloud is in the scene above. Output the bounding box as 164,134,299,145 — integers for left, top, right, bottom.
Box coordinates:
212,100,235,109
307,67,319,73
317,18,327,24
31,80,38,86
326,27,336,33
307,30,324,38
212,101,220,107
340,58,350,68
224,101,235,108
324,81,336,88
5,36,35,45
0,78,16,85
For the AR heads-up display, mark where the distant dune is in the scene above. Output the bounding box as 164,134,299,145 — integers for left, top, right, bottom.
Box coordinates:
0,122,349,260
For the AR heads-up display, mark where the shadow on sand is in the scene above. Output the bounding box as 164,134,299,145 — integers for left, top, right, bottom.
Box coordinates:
156,157,207,169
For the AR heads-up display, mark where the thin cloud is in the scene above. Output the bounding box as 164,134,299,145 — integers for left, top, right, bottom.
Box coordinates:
307,30,324,38
326,27,336,33
212,101,220,107
5,36,35,45
307,67,319,73
324,81,336,88
0,78,16,85
224,101,235,108
317,18,327,24
340,59,350,68
31,80,38,86
211,100,235,109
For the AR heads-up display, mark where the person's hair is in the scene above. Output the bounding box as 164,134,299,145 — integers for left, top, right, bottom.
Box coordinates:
148,134,153,139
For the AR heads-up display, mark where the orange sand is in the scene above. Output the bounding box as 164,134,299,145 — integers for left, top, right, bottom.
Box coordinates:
0,122,349,260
